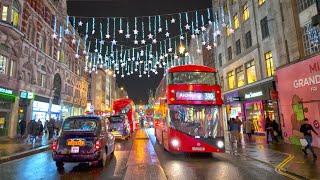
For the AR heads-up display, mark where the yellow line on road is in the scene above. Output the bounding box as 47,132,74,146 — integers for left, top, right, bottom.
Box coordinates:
275,154,301,180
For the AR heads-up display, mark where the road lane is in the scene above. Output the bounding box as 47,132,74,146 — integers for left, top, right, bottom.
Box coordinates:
146,128,287,180
0,139,133,180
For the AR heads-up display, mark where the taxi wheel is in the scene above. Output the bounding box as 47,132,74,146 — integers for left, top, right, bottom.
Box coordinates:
98,150,107,167
55,161,64,169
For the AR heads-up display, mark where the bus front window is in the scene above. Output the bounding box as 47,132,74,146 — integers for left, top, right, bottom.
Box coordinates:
169,105,220,138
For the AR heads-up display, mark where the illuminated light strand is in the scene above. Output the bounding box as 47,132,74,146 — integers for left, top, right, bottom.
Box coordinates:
185,12,189,23
72,17,76,35
195,11,199,28
179,13,182,34
92,18,95,34
113,18,116,38
107,18,110,35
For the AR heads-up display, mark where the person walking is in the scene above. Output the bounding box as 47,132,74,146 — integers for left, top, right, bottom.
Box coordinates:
47,119,55,140
245,119,253,140
230,118,241,145
300,118,318,160
18,119,26,138
265,117,273,144
27,119,37,145
271,120,280,142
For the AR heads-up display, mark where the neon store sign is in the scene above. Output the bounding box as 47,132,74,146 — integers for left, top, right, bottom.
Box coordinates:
0,87,13,95
244,91,263,99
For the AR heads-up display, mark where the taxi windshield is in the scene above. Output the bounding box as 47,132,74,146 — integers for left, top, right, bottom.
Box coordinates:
62,118,98,132
109,116,124,123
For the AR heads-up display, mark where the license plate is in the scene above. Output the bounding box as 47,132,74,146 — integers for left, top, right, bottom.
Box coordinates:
67,139,85,146
192,147,205,151
71,146,79,153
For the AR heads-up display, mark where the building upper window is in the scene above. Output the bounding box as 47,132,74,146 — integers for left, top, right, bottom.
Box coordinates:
2,6,8,21
28,24,36,44
245,31,252,48
39,73,46,88
40,32,47,52
11,0,20,28
246,60,256,83
228,46,232,60
227,71,235,90
297,0,317,13
233,14,240,30
217,35,221,46
242,3,250,21
265,51,274,77
0,55,8,75
236,39,241,55
218,53,222,67
260,16,269,39
236,66,245,87
258,0,266,6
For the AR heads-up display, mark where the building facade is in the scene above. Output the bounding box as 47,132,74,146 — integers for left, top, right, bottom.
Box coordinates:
0,0,88,138
276,0,320,147
210,0,300,135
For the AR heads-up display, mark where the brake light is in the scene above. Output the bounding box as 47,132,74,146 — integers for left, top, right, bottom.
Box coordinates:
52,140,58,151
95,140,101,150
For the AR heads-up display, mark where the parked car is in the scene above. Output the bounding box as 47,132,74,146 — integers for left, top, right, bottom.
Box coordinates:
51,115,115,169
108,115,130,140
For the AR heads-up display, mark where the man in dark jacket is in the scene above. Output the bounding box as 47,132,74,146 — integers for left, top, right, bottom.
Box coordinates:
300,118,318,159
27,120,37,144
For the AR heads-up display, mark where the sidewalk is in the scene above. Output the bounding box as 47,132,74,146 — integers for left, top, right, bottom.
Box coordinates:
0,134,50,163
124,129,167,180
225,132,320,180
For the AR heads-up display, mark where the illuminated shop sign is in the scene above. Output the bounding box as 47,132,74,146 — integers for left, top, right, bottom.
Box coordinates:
176,92,216,101
20,91,34,99
0,87,13,95
33,101,49,112
244,91,263,99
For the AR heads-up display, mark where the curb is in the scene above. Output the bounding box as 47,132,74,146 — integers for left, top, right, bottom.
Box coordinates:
225,148,305,180
0,145,50,164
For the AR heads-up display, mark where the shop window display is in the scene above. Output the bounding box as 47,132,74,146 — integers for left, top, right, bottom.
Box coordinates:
245,101,264,134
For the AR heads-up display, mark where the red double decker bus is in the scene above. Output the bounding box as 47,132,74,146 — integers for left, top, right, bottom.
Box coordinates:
112,98,137,133
154,65,224,153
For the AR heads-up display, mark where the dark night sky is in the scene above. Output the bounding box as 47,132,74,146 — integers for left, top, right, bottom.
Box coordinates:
67,0,212,104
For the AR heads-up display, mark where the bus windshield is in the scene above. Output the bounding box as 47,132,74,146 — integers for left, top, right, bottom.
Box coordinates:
168,105,221,138
168,72,217,85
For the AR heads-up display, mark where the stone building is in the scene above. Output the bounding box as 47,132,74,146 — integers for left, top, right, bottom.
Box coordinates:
209,0,300,134
0,0,88,138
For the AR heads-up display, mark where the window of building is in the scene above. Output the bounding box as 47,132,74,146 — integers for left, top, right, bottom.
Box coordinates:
302,22,320,56
9,60,15,77
57,50,60,61
227,71,235,90
265,51,274,77
28,24,36,44
246,60,257,83
226,27,232,36
258,0,266,6
261,16,269,39
243,3,250,21
2,6,8,21
218,53,222,67
245,31,252,48
233,14,239,30
217,35,221,46
236,66,245,87
228,46,232,60
297,0,317,13
40,32,47,52
11,0,20,28
39,74,46,87
0,55,8,75
236,39,241,55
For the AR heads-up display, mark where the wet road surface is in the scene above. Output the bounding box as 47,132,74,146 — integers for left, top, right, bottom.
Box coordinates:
0,138,133,180
146,128,287,180
0,129,289,180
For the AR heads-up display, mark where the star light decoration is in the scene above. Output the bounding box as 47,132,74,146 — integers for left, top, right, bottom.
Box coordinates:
165,32,170,37
118,29,124,34
191,34,196,39
111,39,117,45
125,33,131,39
148,33,153,39
185,24,190,30
180,35,184,40
171,18,175,23
78,21,83,26
134,40,139,45
71,38,76,44
195,29,200,34
158,28,163,32
133,29,139,35
99,40,105,45
206,45,212,50
141,39,146,44
52,33,58,39
168,48,173,52
65,29,70,35
105,34,111,39
152,39,157,44
201,26,206,32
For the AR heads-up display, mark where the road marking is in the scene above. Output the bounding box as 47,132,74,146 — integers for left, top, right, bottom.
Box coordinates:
275,153,301,180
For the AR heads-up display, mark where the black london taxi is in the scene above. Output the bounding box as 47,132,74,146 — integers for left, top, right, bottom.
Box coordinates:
51,115,115,169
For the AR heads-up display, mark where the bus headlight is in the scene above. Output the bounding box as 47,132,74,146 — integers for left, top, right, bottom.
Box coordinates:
217,140,224,148
171,139,180,147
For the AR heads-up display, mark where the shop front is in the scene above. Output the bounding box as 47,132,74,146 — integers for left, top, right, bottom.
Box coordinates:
238,80,279,135
62,103,73,119
277,55,320,147
224,91,242,119
0,87,17,137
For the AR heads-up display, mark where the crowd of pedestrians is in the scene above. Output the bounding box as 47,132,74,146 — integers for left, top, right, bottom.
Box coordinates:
18,118,62,145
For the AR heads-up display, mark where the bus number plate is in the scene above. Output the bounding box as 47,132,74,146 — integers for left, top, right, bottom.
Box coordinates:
192,147,205,151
